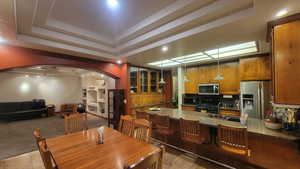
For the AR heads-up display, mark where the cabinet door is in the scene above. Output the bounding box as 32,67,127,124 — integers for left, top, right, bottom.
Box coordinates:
184,67,198,93
239,56,271,81
274,21,300,104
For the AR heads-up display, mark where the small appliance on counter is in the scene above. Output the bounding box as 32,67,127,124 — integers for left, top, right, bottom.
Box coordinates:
219,95,240,111
282,108,298,131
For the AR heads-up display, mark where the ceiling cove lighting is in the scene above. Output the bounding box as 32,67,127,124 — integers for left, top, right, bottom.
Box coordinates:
107,0,119,8
148,41,258,67
276,9,288,17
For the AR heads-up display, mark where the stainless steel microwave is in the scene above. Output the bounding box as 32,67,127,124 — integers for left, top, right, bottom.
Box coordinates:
198,83,219,95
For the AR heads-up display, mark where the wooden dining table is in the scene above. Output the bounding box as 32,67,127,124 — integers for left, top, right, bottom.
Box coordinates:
46,127,160,169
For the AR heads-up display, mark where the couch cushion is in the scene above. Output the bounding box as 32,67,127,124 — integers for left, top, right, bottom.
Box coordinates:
0,102,21,114
21,102,36,110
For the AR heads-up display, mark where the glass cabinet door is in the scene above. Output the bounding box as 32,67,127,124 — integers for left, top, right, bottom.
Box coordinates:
130,67,138,93
140,69,148,92
150,72,158,92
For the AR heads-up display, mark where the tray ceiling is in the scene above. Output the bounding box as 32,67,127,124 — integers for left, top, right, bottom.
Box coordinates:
2,0,300,67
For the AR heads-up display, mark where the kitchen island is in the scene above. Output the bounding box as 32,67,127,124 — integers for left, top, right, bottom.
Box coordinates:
146,108,300,169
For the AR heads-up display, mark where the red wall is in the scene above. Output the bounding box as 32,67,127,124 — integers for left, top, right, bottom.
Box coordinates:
0,44,129,112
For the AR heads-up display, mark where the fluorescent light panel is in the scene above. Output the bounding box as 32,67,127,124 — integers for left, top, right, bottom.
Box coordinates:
148,41,258,67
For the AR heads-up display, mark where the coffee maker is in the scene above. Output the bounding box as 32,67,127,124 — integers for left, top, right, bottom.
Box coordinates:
296,109,300,134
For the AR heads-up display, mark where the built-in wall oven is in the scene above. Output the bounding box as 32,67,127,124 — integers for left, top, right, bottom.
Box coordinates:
198,83,219,95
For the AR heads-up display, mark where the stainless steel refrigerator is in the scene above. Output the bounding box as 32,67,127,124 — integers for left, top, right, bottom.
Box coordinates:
240,81,271,119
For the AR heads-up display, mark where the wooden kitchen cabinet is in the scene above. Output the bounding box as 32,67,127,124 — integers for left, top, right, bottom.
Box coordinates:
184,62,240,94
239,55,271,81
273,20,300,104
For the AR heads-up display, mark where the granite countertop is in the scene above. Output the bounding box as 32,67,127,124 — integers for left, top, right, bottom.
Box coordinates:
146,108,299,141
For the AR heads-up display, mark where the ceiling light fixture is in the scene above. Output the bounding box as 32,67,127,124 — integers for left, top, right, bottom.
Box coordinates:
116,60,122,64
0,37,5,43
149,41,258,67
276,9,288,17
214,48,224,81
107,0,119,8
161,46,168,52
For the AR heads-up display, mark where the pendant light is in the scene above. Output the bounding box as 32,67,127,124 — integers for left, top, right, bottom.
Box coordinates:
183,56,189,82
159,60,165,84
214,47,224,80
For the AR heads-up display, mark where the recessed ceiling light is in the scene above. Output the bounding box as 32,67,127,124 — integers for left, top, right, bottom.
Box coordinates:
276,9,288,17
162,46,168,52
107,0,119,8
0,37,5,43
116,60,122,64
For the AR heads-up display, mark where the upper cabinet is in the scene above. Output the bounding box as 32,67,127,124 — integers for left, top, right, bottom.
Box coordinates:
184,62,240,94
129,67,161,94
239,55,271,81
130,67,138,93
273,20,300,104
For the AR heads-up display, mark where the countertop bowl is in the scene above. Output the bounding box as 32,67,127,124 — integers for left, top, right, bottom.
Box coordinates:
264,120,282,130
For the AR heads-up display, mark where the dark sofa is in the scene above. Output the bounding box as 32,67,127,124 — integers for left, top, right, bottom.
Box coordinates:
0,100,47,121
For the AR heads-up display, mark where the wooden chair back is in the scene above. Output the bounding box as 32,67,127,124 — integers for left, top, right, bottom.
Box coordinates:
33,128,57,169
39,139,57,169
133,119,152,142
124,146,164,169
119,115,135,136
64,113,88,134
217,125,250,157
136,111,149,120
179,118,210,144
33,128,43,145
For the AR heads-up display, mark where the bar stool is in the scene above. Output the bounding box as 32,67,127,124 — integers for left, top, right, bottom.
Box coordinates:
152,114,174,143
179,118,210,153
135,111,149,120
217,124,251,158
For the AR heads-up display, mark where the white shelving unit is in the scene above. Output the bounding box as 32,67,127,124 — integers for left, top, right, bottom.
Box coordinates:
82,78,110,118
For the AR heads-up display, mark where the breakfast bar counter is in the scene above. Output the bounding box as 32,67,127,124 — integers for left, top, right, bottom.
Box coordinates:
146,108,300,169
147,108,299,140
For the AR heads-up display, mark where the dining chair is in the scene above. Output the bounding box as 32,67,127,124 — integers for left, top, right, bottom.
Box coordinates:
135,111,149,120
124,146,164,169
33,129,57,169
152,114,173,143
217,124,251,158
33,128,43,145
39,139,58,169
119,115,135,136
64,113,88,134
133,119,152,142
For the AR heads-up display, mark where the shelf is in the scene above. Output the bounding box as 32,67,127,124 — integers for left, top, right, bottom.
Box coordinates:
88,103,97,107
97,99,105,103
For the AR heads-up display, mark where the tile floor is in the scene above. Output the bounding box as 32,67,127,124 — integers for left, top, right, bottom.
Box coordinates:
0,149,226,169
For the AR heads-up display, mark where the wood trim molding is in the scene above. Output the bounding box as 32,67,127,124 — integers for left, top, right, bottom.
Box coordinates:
266,12,300,42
